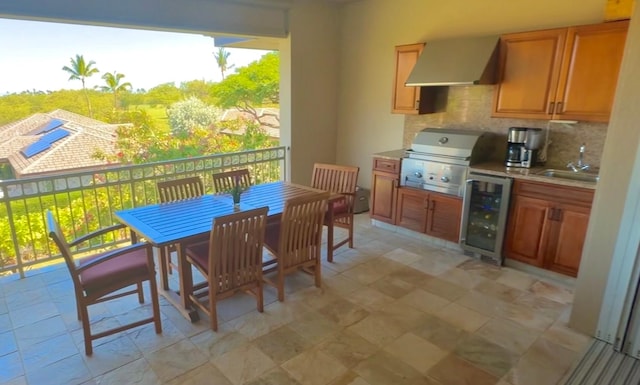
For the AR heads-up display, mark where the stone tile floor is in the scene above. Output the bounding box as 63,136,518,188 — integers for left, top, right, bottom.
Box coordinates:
0,214,592,385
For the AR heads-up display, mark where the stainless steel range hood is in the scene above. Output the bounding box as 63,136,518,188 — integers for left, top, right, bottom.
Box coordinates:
405,35,500,87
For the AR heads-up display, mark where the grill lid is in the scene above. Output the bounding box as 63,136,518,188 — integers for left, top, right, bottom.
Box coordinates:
408,127,494,163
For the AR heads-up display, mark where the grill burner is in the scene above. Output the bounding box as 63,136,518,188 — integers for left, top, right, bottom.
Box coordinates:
401,128,495,196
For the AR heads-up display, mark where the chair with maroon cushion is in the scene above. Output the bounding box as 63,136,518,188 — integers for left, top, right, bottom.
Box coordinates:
262,192,329,301
156,176,205,288
45,210,162,355
311,163,360,261
184,207,268,331
212,169,252,194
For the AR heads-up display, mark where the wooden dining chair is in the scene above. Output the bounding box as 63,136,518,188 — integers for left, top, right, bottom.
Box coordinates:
262,192,329,301
311,163,360,261
184,207,268,331
155,176,205,288
212,169,252,193
45,210,162,355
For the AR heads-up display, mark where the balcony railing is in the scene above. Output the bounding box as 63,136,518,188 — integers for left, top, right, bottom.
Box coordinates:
0,146,287,278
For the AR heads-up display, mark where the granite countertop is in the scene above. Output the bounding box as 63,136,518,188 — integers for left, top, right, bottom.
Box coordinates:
469,162,598,190
372,151,597,190
372,149,406,160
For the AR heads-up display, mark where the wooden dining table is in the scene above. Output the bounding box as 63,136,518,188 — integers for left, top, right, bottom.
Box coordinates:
114,181,341,321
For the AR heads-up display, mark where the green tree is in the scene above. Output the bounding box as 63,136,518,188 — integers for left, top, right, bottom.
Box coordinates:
145,82,183,106
101,71,132,109
62,54,100,117
180,80,215,103
214,47,235,80
212,51,279,127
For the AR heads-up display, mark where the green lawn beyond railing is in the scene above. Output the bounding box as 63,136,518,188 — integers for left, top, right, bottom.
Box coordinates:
0,147,287,278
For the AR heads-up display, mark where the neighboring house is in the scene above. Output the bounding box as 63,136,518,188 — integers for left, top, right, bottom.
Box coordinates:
0,110,119,179
219,107,280,140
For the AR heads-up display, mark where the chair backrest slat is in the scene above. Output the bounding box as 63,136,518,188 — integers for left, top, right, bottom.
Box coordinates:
311,163,359,194
212,169,252,193
45,211,77,275
208,207,268,294
157,176,204,203
278,192,329,269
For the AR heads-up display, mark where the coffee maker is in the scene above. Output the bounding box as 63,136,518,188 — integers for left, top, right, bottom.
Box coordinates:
521,128,543,168
505,127,543,168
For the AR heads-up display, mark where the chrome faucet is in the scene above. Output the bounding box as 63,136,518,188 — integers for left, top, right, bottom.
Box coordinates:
567,143,590,172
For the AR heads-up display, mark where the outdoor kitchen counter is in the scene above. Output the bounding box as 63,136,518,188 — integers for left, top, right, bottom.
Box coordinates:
372,149,406,160
469,162,597,190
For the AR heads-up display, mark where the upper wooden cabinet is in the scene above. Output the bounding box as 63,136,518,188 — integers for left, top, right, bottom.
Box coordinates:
391,44,444,114
492,20,629,122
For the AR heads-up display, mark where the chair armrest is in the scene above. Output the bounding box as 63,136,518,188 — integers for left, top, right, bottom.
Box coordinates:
68,223,127,248
75,242,151,273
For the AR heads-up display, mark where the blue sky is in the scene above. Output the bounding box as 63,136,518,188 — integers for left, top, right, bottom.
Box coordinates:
0,18,270,94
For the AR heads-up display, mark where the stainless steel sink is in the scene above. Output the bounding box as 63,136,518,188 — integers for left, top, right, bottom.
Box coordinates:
536,169,600,183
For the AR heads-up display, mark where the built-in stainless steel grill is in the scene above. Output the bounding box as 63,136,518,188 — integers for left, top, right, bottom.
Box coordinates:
401,128,495,196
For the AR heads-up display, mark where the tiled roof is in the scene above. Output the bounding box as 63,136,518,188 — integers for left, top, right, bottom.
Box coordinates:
0,110,120,178
219,107,280,139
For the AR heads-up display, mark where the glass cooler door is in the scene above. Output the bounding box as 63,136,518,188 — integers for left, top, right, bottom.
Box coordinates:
460,173,512,265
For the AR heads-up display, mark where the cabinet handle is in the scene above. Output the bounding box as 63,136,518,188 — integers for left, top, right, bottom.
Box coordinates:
555,208,563,221
415,100,420,110
556,102,564,114
548,102,555,114
548,208,556,221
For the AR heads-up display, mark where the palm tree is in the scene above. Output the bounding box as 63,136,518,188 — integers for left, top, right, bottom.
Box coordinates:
101,71,132,109
62,54,99,117
214,47,234,80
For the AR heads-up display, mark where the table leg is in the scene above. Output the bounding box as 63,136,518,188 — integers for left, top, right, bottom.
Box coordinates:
327,200,335,263
155,242,200,322
157,247,170,291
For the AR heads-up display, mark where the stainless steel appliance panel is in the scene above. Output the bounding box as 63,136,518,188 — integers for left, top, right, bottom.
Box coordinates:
400,157,467,196
460,173,512,265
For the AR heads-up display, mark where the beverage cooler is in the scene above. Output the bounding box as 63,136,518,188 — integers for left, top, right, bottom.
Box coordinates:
460,172,512,265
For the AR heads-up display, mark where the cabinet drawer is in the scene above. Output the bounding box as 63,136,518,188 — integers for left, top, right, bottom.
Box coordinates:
514,179,594,206
373,158,400,174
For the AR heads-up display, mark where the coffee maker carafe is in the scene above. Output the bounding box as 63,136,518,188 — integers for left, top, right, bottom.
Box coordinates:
505,127,527,167
505,127,543,168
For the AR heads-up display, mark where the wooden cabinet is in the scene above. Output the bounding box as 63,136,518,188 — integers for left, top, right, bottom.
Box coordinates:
370,157,400,223
391,44,444,114
493,20,629,122
396,187,462,243
504,180,594,277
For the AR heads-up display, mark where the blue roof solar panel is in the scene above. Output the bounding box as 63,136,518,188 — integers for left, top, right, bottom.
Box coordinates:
21,141,51,158
41,128,70,144
33,119,64,135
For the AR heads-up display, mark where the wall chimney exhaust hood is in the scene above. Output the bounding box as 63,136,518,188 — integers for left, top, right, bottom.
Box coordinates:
405,35,500,87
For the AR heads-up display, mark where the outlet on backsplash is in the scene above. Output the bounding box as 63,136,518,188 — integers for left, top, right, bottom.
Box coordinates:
403,85,607,169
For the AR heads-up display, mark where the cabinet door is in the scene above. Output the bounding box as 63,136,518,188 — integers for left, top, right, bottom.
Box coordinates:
555,20,629,122
503,195,551,267
546,203,591,277
392,43,424,114
371,170,398,223
426,192,462,243
492,28,566,119
395,188,428,233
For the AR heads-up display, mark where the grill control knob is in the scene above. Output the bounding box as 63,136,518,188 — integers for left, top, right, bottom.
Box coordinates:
438,137,449,145
441,176,450,182
414,171,423,178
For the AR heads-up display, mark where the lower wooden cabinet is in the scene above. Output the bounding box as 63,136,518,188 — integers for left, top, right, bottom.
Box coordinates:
504,180,593,277
370,157,401,224
396,187,462,243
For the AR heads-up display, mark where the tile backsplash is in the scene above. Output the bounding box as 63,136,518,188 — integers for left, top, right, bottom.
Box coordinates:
404,85,607,169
